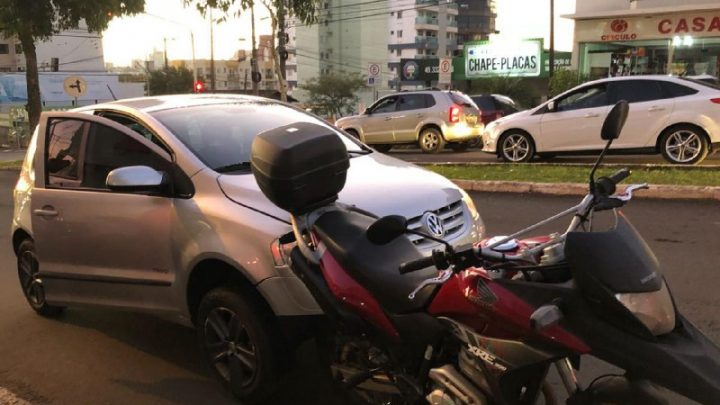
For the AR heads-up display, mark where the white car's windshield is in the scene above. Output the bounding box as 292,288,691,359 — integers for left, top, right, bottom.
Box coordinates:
151,101,366,172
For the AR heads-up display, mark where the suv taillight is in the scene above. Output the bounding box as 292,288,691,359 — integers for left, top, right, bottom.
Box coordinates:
449,105,461,123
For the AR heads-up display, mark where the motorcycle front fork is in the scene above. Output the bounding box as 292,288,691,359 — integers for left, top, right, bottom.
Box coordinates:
555,358,582,395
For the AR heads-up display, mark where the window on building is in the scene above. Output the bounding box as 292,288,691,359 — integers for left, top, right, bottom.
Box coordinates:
324,2,328,8
390,11,394,16
398,30,402,38
390,30,394,35
397,11,402,18
0,44,9,54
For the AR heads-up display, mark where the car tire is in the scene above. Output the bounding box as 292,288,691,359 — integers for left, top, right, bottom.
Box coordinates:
345,129,360,140
659,125,709,165
467,137,482,149
197,285,286,404
373,144,392,153
498,131,535,163
449,142,470,152
17,239,65,317
418,127,445,153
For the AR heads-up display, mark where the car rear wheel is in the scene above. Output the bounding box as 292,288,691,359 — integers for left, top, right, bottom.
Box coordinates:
499,131,535,162
197,285,286,404
659,125,709,165
418,128,445,153
17,239,65,317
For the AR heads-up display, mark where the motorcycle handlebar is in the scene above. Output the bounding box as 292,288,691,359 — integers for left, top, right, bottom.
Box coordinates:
595,168,631,196
399,256,436,274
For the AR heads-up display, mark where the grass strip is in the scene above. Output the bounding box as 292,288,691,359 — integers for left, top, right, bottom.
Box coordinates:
426,164,720,187
0,160,22,170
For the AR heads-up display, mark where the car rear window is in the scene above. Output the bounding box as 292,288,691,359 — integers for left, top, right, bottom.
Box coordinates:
151,102,363,171
449,92,477,108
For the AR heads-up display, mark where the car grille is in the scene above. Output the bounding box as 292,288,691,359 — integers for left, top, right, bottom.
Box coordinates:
406,200,465,248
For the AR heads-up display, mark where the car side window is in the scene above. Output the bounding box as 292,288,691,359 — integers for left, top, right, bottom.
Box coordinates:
556,85,610,111
370,97,398,114
424,94,436,108
46,118,86,187
82,122,171,190
660,81,699,98
396,94,427,111
97,112,171,155
610,80,665,103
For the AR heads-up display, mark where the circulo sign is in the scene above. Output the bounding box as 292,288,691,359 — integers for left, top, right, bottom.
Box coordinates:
402,61,419,80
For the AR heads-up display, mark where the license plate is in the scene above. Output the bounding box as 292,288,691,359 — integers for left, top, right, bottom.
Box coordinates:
465,115,477,125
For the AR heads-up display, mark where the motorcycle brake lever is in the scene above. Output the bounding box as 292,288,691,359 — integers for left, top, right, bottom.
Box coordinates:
408,269,454,300
614,183,649,202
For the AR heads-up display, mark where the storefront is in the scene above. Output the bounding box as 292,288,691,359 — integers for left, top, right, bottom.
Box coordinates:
569,8,720,80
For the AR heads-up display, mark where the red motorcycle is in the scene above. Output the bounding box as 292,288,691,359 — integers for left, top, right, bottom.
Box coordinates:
250,103,720,404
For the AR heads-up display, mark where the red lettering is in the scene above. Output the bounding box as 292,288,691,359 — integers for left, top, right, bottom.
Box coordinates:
709,16,720,32
675,18,689,33
692,17,705,32
658,19,672,34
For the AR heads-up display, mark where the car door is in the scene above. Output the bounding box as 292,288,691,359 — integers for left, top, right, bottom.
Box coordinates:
607,80,675,149
31,112,177,307
392,94,432,142
361,96,398,143
540,83,613,151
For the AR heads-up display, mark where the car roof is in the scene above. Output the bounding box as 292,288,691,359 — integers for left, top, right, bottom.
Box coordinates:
75,94,275,114
580,74,688,87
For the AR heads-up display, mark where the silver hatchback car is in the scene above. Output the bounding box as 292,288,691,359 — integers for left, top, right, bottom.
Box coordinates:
12,95,484,401
336,90,484,154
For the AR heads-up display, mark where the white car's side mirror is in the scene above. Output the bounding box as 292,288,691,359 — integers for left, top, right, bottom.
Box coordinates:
547,100,556,112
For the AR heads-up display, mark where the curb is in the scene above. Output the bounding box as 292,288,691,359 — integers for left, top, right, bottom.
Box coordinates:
452,179,720,201
422,161,720,170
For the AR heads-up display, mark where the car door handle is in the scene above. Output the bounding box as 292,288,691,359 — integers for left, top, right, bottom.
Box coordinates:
415,113,423,118
583,113,600,118
33,208,58,217
648,106,665,112
384,117,392,121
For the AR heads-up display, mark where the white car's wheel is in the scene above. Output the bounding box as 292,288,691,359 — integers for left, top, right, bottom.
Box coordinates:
499,131,535,163
659,125,709,165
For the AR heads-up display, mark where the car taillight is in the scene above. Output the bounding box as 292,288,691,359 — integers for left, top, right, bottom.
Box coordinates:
449,105,461,123
711,98,720,104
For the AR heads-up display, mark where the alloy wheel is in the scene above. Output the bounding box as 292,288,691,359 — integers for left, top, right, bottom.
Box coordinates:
502,134,531,162
18,250,45,308
664,130,702,163
422,132,440,150
204,307,258,389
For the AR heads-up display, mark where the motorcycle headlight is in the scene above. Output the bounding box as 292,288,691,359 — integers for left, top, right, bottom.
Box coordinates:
615,281,676,336
459,188,485,237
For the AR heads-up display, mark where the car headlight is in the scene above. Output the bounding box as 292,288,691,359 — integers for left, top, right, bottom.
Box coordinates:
459,188,485,237
615,281,676,336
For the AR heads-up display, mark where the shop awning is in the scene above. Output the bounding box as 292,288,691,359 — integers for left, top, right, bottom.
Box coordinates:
563,4,720,20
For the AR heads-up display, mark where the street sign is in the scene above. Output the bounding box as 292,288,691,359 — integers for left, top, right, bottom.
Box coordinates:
63,76,87,98
367,63,381,86
367,76,376,86
439,58,452,84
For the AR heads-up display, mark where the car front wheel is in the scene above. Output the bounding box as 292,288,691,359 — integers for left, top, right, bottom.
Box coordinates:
197,285,286,404
418,128,445,153
499,131,535,162
659,125,709,165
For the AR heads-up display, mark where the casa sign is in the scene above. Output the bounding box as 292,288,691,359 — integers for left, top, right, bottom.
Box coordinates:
465,39,541,78
579,11,720,42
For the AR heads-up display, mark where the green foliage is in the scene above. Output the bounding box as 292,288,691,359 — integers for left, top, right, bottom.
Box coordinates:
468,76,538,108
187,0,321,25
549,69,590,97
147,66,194,95
301,72,366,120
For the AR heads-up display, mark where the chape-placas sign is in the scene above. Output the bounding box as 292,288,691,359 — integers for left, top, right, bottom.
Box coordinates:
465,39,542,78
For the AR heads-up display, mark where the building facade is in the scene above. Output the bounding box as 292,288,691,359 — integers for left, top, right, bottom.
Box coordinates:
567,0,720,79
455,0,496,45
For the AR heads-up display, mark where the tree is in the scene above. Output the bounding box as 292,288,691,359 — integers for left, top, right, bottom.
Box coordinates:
549,69,589,97
300,72,366,120
0,0,145,131
147,66,194,95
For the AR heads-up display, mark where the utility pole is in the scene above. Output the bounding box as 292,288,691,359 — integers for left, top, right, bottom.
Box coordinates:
278,0,287,81
210,8,217,92
438,0,448,89
251,1,259,96
163,37,169,69
191,32,197,86
549,0,555,78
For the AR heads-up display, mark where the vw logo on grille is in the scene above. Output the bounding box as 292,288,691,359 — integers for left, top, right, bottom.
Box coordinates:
422,212,445,238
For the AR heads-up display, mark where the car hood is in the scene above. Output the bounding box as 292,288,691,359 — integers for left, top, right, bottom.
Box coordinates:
494,108,533,125
217,152,463,222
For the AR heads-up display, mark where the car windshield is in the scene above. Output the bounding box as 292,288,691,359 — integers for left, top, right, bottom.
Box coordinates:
151,101,366,172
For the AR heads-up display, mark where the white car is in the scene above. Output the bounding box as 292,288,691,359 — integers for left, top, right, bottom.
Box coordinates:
482,75,720,164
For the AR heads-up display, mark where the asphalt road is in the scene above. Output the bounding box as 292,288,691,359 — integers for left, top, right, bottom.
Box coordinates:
387,146,720,166
0,170,718,404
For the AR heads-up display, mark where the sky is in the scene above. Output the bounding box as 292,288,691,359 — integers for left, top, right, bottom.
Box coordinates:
102,0,576,67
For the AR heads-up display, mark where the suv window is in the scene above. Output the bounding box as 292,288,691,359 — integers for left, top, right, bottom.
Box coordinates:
660,81,699,97
557,84,610,111
396,94,427,111
47,119,86,187
371,96,398,114
449,92,476,108
82,122,171,189
610,80,664,103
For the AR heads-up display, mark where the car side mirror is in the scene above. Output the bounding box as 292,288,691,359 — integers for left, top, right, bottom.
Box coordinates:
547,100,556,112
367,215,408,245
363,108,371,115
601,100,629,140
106,165,166,192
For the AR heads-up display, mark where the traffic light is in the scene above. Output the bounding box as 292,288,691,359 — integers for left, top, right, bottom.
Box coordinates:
194,80,206,93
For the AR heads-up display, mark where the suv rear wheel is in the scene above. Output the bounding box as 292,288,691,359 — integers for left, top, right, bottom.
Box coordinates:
418,127,445,153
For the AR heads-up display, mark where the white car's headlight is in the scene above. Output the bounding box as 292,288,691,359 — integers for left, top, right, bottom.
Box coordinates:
615,281,676,336
459,189,485,237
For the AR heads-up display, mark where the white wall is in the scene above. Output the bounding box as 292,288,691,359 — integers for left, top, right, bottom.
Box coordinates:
36,22,105,72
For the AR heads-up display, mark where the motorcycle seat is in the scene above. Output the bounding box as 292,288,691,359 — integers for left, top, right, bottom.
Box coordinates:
312,209,440,314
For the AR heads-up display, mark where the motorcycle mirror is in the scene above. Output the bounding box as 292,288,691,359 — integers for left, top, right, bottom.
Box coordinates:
601,100,629,140
367,215,408,245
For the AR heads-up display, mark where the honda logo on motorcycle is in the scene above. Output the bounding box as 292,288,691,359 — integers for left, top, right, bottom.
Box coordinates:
422,212,445,238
